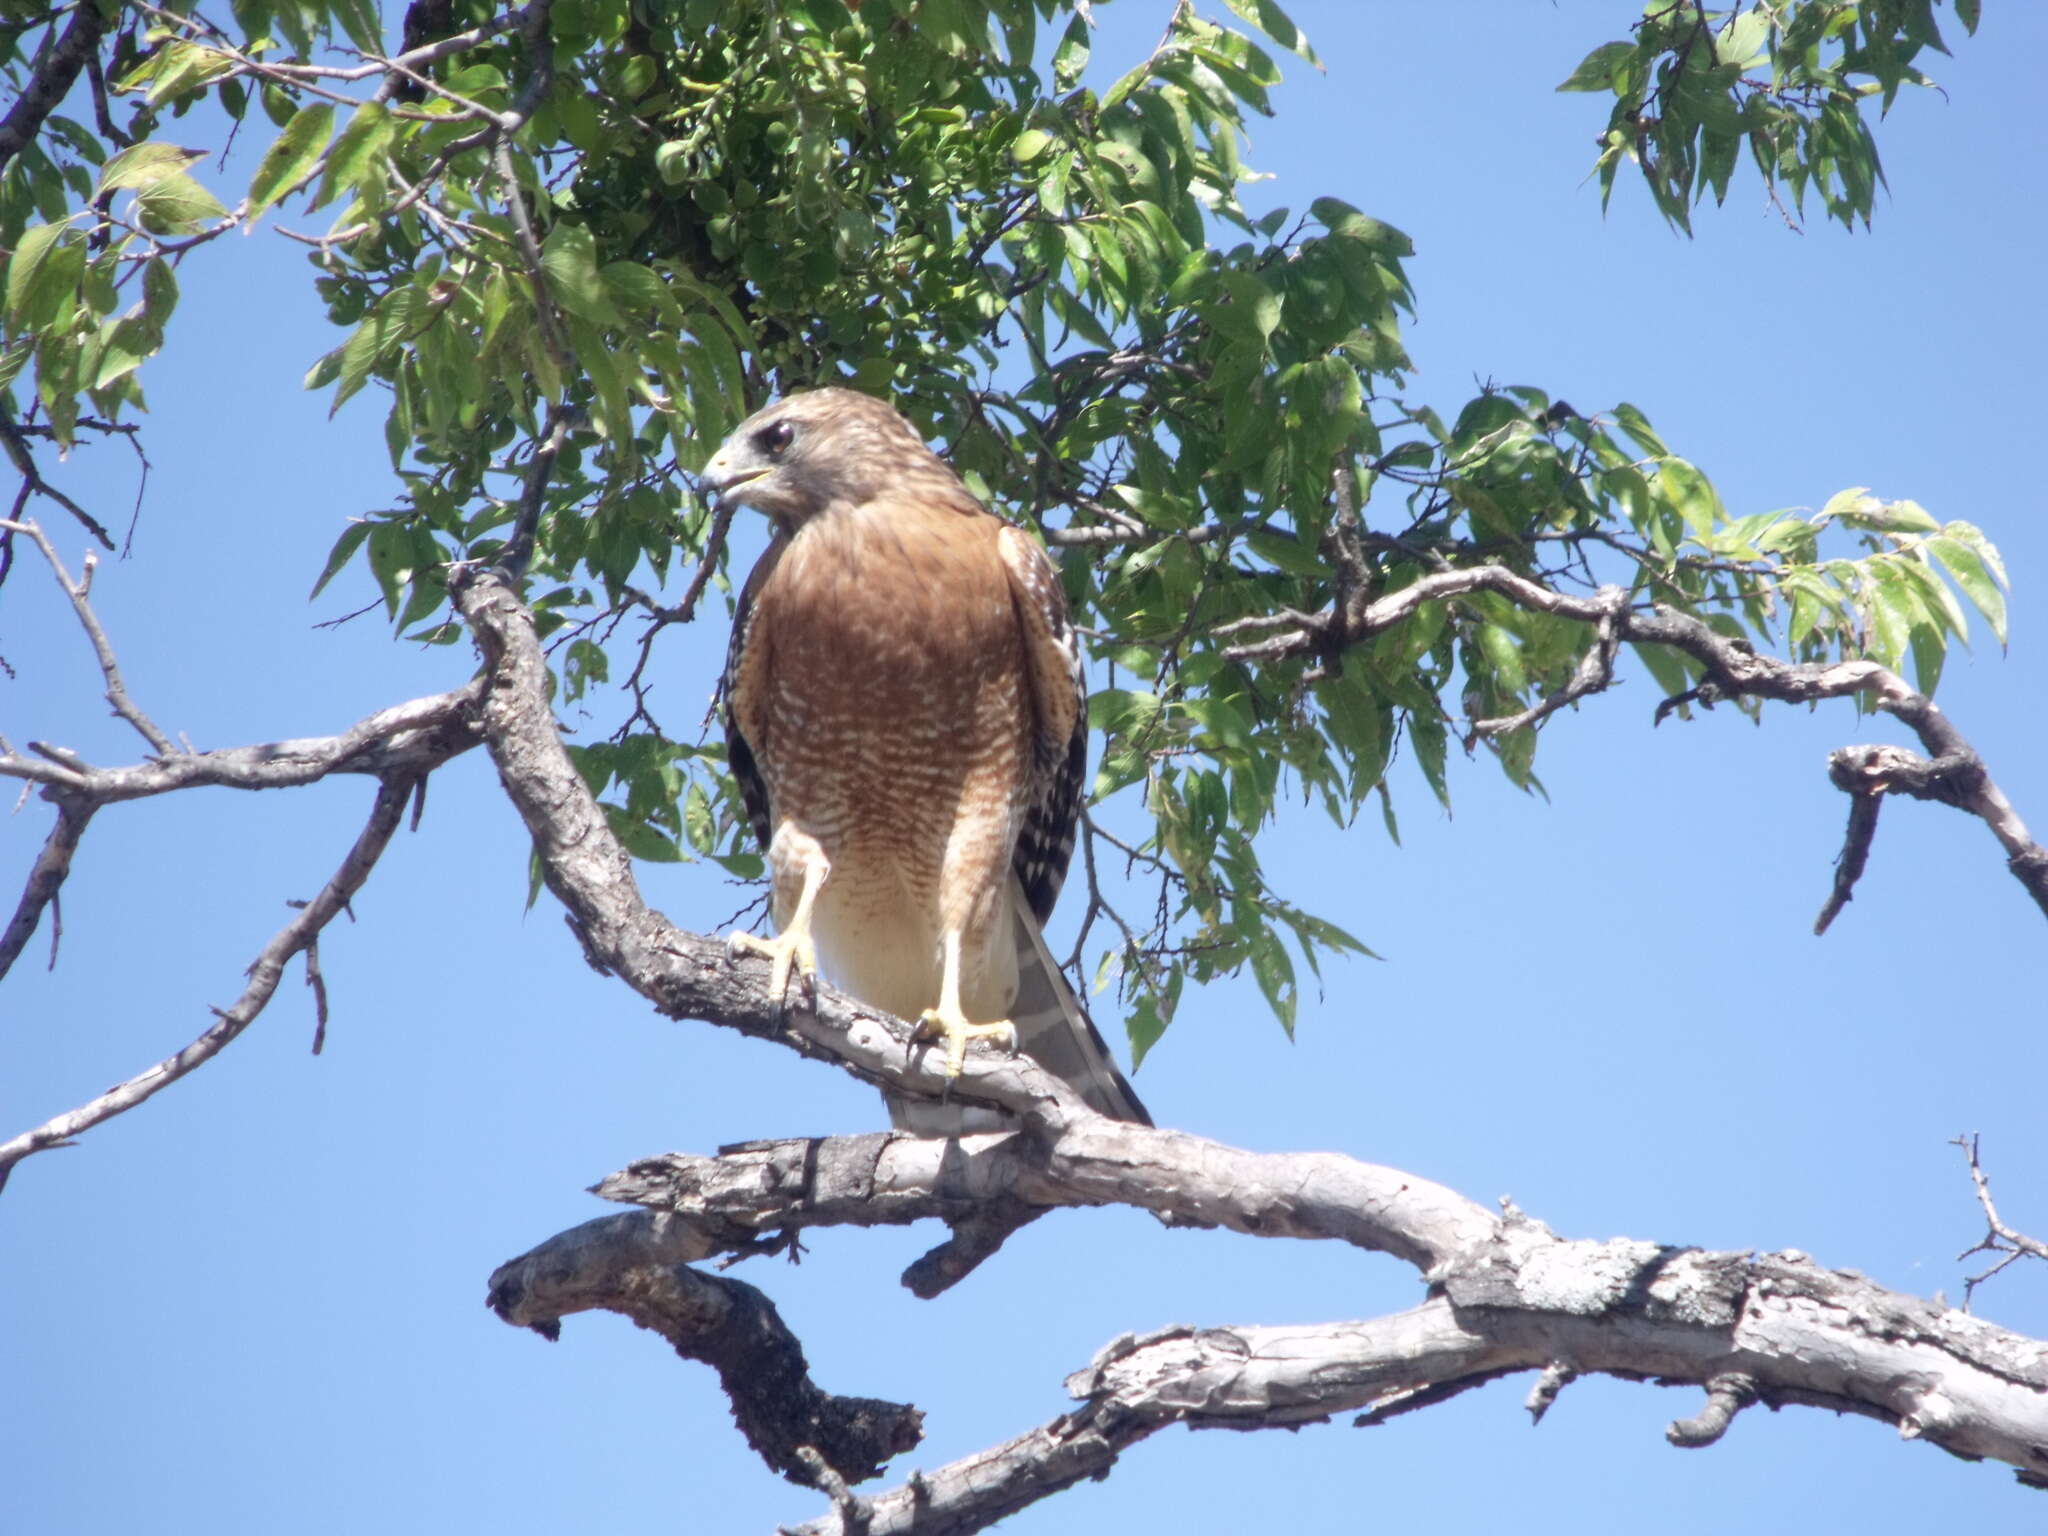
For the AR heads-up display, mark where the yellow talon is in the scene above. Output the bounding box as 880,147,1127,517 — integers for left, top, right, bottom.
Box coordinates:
914,1004,1019,1077
728,925,818,1013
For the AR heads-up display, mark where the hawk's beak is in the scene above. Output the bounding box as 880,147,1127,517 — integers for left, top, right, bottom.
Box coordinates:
698,458,767,508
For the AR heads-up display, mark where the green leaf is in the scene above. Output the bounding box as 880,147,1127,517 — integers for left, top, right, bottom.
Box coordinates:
5,221,72,330
1010,127,1053,165
310,521,373,600
134,173,230,235
248,103,335,219
1611,402,1667,457
603,803,684,862
1927,533,2007,646
1223,0,1320,66
95,142,206,197
317,102,394,211
540,221,623,325
1556,41,1632,93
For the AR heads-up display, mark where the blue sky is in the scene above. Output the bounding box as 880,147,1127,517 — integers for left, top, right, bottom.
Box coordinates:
5,3,2046,1532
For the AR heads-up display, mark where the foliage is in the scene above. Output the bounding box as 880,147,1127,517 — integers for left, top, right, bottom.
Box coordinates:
0,0,2003,1061
1558,0,1981,230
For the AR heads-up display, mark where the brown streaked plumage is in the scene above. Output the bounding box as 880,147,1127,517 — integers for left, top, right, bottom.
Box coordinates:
701,387,1148,1132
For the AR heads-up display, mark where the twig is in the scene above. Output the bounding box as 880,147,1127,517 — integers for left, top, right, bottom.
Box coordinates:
1467,586,1628,742
0,776,419,1191
499,405,568,580
0,409,116,549
0,517,172,753
1953,1134,2048,1308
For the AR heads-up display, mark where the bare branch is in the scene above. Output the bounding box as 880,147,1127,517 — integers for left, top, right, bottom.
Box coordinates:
0,684,481,801
1954,1134,2048,1308
2,517,173,753
503,1173,2048,1532
0,798,92,985
0,775,420,1189
1814,786,1882,935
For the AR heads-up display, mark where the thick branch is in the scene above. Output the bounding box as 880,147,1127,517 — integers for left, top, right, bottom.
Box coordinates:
486,1211,923,1486
596,1131,1494,1292
502,1177,2048,1531
0,0,111,176
0,774,421,1189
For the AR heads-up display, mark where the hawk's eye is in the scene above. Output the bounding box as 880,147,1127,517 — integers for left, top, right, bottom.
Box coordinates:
757,420,795,457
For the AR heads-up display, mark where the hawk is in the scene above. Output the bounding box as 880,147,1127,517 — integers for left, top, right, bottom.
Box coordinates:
699,388,1149,1133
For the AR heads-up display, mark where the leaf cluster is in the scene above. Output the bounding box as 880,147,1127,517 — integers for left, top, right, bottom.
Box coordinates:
1559,0,1981,230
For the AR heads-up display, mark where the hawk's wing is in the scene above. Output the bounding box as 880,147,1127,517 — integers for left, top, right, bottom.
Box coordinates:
720,536,781,855
996,523,1151,1127
997,522,1086,922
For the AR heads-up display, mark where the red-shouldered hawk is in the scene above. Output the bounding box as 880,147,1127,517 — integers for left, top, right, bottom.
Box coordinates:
700,388,1149,1133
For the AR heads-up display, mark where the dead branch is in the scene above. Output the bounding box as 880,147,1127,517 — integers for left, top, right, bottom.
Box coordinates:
0,684,482,803
2,517,171,752
503,1146,2048,1529
486,1211,923,1486
0,774,421,1189
1954,1134,2048,1307
0,798,92,983
0,537,479,990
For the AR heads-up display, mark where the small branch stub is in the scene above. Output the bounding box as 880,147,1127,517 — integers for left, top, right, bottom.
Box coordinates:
1667,1372,1758,1448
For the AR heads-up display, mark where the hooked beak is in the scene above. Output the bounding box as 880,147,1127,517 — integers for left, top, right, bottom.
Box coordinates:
698,455,766,508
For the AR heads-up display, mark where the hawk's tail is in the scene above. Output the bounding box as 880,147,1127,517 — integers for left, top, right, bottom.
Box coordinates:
1004,874,1152,1126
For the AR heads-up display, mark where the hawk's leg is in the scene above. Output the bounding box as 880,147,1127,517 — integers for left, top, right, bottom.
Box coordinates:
727,841,829,1014
915,929,1018,1077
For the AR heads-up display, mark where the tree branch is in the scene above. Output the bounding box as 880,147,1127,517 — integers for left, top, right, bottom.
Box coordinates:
2,516,171,752
1953,1134,2048,1307
0,774,421,1189
0,684,482,801
1,415,117,550
507,1147,2048,1528
0,797,92,984
1218,564,2048,924
0,0,111,176
486,1210,924,1487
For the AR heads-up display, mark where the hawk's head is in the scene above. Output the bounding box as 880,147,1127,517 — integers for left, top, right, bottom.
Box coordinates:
698,388,952,530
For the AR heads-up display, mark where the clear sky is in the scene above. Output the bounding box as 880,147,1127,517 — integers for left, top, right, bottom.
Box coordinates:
5,3,2046,1532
